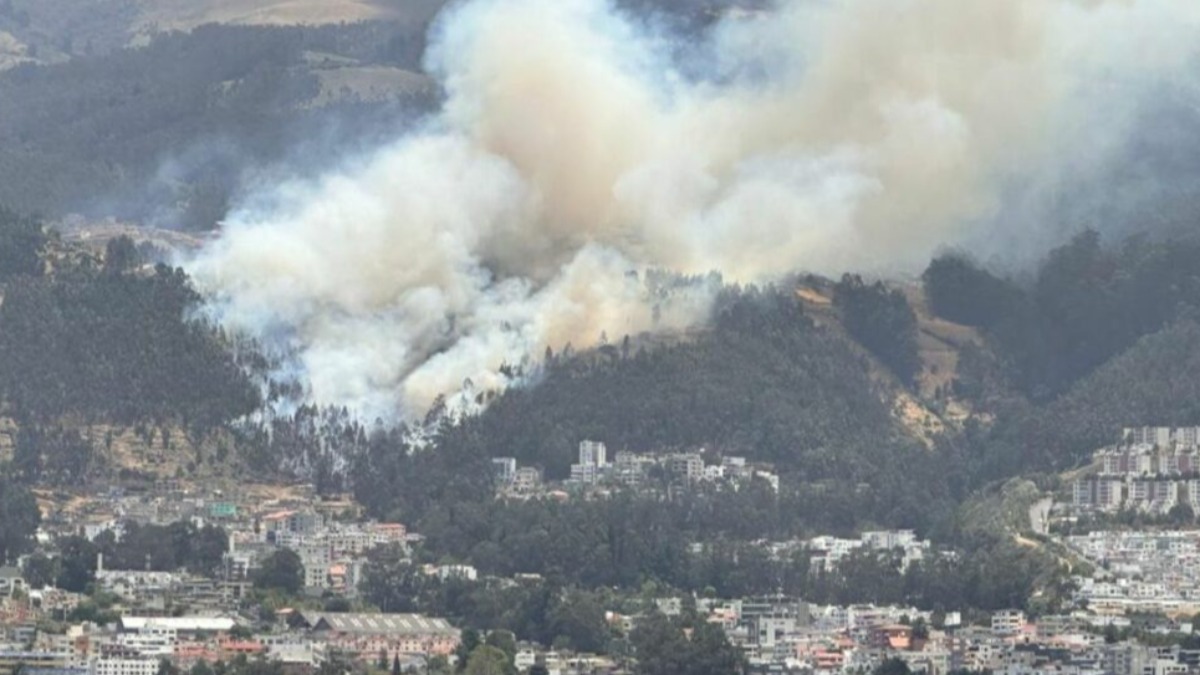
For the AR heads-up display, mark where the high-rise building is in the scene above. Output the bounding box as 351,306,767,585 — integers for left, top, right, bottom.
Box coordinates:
578,440,607,467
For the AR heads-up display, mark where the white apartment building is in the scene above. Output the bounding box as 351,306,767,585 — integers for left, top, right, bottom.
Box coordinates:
670,453,704,483
722,456,749,476
569,441,609,486
861,531,917,550
613,452,650,486
578,441,607,467
569,463,602,486
1188,480,1200,509
511,467,541,493
991,610,1027,635
1124,427,1175,447
92,656,160,675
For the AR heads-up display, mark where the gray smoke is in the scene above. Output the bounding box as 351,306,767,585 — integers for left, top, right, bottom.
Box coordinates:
186,0,1200,420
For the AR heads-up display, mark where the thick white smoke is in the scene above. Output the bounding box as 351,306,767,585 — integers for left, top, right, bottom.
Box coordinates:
187,0,1200,420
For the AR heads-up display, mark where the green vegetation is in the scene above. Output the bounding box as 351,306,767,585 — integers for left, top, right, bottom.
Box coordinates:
921,231,1200,484
833,274,921,385
808,536,1073,615
444,286,902,477
631,612,745,675
361,548,614,652
924,231,1200,401
48,519,229,591
0,244,259,430
0,470,40,563
0,206,47,281
253,548,304,595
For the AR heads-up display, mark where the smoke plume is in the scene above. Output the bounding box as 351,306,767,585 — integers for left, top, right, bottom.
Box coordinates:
186,0,1200,420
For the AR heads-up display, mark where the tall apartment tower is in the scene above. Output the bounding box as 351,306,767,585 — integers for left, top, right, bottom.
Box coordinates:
579,440,607,467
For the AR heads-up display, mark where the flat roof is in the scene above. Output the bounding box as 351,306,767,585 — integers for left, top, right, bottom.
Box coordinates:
119,617,235,632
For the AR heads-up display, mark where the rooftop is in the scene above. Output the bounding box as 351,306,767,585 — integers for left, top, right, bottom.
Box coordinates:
306,613,457,636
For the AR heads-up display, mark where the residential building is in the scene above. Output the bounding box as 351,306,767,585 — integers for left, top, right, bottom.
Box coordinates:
669,453,704,483
991,610,1026,635
577,441,607,468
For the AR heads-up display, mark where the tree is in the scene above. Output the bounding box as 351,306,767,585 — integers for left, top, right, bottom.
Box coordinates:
317,652,354,675
548,591,610,653
922,254,1020,328
21,553,58,590
426,656,452,675
684,622,746,675
360,546,423,613
630,612,696,675
0,207,45,282
188,524,230,576
104,236,139,274
0,264,260,431
834,274,922,385
484,631,516,661
1169,502,1195,524
253,548,303,595
454,629,481,673
873,657,912,675
911,617,929,641
463,646,510,675
55,536,97,593
0,474,40,564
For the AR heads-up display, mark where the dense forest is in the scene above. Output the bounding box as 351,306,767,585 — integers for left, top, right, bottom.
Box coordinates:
0,211,259,482
444,287,901,478
923,231,1200,400
833,274,922,385
923,231,1200,477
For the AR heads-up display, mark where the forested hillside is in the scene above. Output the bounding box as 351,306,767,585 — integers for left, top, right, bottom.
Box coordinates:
0,210,259,482
0,21,434,226
446,287,902,479
341,287,965,549
923,231,1200,401
923,230,1200,481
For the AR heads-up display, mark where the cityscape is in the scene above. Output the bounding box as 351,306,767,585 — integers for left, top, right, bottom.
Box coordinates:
0,433,1196,675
